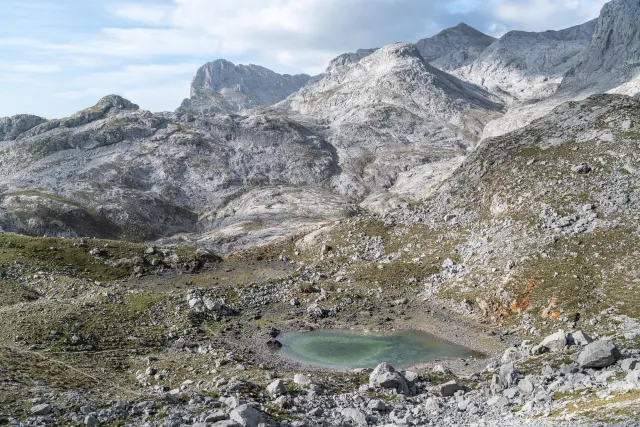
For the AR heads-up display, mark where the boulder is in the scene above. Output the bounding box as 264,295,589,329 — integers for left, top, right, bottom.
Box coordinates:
578,341,621,368
266,379,286,396
518,376,535,395
293,374,312,387
341,408,368,426
621,359,639,372
572,163,592,174
30,404,53,416
229,405,266,427
626,370,640,388
369,363,410,394
424,397,442,412
439,381,465,397
84,415,99,426
367,399,388,411
568,330,593,346
540,330,568,352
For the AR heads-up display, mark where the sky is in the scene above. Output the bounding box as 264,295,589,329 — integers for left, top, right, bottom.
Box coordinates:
0,0,609,119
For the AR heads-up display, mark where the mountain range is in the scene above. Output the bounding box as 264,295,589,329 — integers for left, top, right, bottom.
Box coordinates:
0,0,639,252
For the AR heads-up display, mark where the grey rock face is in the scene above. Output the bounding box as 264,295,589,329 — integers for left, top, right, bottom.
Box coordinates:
454,20,597,104
578,341,621,368
415,23,496,71
0,114,47,141
186,59,310,113
560,0,640,97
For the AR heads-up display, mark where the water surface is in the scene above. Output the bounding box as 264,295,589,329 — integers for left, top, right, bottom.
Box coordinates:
277,330,478,369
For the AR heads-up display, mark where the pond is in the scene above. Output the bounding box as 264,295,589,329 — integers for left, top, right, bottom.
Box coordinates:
277,330,479,369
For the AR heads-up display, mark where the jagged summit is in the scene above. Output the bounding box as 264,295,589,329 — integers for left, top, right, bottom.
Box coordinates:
186,59,311,113
415,22,496,71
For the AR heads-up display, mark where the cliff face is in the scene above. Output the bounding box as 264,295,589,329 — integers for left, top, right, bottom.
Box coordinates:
185,59,311,113
559,0,640,96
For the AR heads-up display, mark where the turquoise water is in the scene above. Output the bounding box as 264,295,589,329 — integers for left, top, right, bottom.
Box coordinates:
277,330,478,369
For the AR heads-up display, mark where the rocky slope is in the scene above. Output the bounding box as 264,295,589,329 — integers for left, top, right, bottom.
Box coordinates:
179,59,311,115
0,95,352,247
415,23,496,71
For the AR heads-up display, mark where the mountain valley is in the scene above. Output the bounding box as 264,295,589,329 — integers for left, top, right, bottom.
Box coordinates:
1,0,640,426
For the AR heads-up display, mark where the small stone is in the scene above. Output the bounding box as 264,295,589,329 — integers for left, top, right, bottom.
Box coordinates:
266,379,286,396
30,404,52,416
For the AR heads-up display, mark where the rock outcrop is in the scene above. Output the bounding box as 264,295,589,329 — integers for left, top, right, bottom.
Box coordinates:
0,114,47,141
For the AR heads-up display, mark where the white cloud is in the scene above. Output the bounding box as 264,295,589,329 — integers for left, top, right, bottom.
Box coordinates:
113,3,171,24
493,0,608,31
1,63,61,73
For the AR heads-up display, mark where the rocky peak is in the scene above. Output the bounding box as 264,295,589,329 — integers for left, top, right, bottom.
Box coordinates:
0,114,47,141
415,22,496,71
95,95,139,112
188,59,311,112
559,0,640,96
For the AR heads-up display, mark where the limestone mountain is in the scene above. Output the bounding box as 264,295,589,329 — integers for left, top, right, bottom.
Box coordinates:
179,59,311,115
0,95,352,249
415,22,496,71
279,43,503,200
452,20,597,104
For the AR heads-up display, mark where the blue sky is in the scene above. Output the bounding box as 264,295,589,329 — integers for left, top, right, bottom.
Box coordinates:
0,0,609,119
